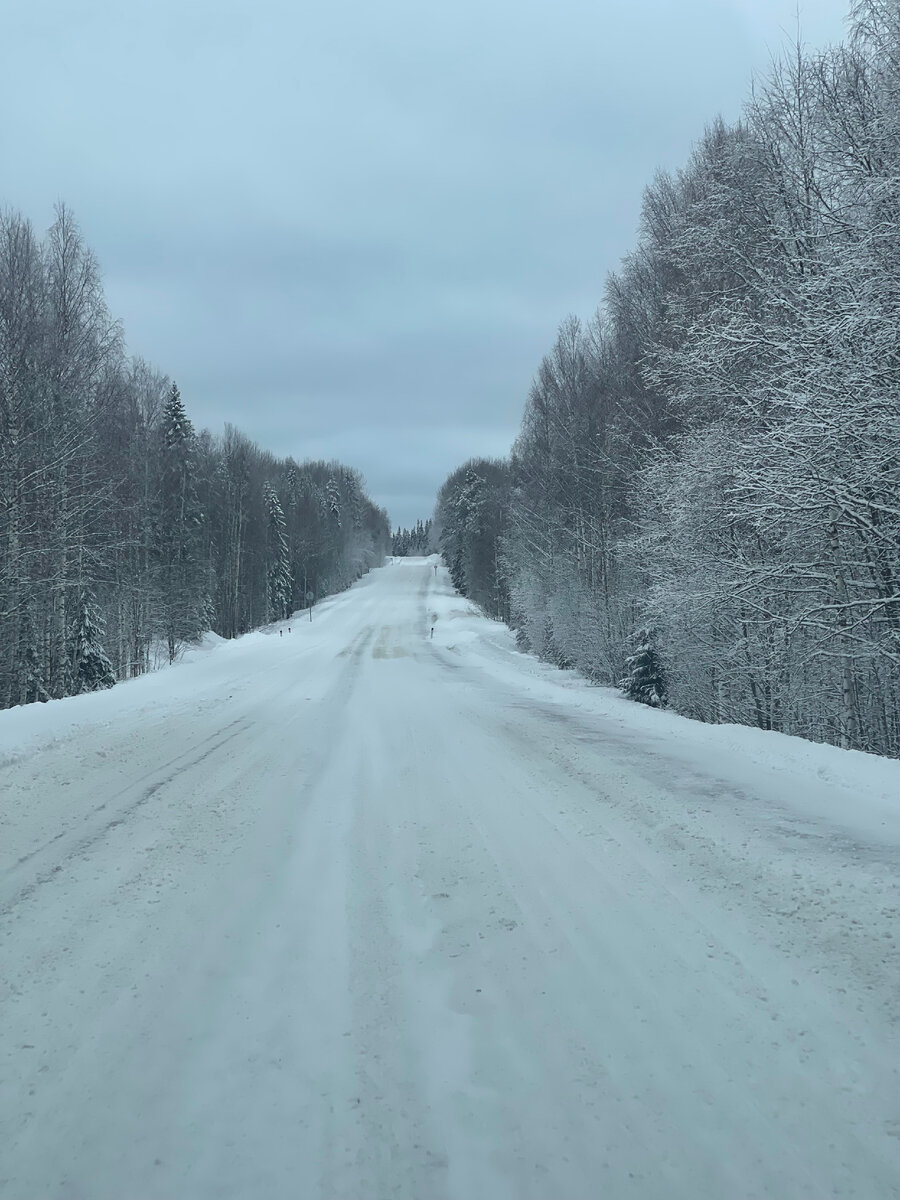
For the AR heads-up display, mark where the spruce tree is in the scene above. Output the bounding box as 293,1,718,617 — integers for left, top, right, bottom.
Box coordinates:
157,383,208,660
326,476,342,525
622,627,668,708
69,592,116,693
264,481,292,622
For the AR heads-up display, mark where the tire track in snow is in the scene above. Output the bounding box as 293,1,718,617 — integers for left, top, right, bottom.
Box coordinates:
0,717,255,916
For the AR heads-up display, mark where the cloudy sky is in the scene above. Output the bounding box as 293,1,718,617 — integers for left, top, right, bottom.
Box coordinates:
3,0,850,527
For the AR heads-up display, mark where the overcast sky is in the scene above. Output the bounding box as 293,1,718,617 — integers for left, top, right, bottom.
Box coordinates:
3,0,850,528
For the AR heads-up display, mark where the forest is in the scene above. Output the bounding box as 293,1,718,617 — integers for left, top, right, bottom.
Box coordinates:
391,519,433,557
436,0,900,757
0,206,390,710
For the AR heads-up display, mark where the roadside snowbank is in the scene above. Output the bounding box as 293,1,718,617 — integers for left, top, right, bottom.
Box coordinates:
0,590,348,768
3,556,897,849
427,567,900,846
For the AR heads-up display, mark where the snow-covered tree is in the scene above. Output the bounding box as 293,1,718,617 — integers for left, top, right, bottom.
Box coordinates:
69,592,116,693
0,208,390,712
156,383,208,661
436,11,900,755
264,481,291,622
621,627,667,708
435,459,510,619
391,519,433,556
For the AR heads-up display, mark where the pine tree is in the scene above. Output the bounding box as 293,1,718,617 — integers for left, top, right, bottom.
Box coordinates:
622,627,667,708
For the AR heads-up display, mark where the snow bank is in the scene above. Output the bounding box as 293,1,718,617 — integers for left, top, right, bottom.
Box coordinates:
428,566,900,846
0,586,352,767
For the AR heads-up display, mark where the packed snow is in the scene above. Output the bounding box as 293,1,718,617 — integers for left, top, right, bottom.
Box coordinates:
1,557,899,1198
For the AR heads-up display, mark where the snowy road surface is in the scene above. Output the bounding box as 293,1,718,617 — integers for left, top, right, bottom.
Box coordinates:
2,558,900,1199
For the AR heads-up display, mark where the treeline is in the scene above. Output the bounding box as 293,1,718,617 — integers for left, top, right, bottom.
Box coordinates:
436,1,900,756
0,206,390,710
435,461,510,621
391,519,433,557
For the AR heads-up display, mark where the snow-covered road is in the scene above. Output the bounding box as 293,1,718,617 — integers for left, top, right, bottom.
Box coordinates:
2,558,900,1199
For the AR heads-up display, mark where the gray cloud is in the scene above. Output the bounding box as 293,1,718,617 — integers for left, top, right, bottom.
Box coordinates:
2,0,849,526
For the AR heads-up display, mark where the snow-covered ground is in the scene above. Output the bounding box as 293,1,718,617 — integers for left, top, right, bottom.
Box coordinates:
2,557,899,1199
